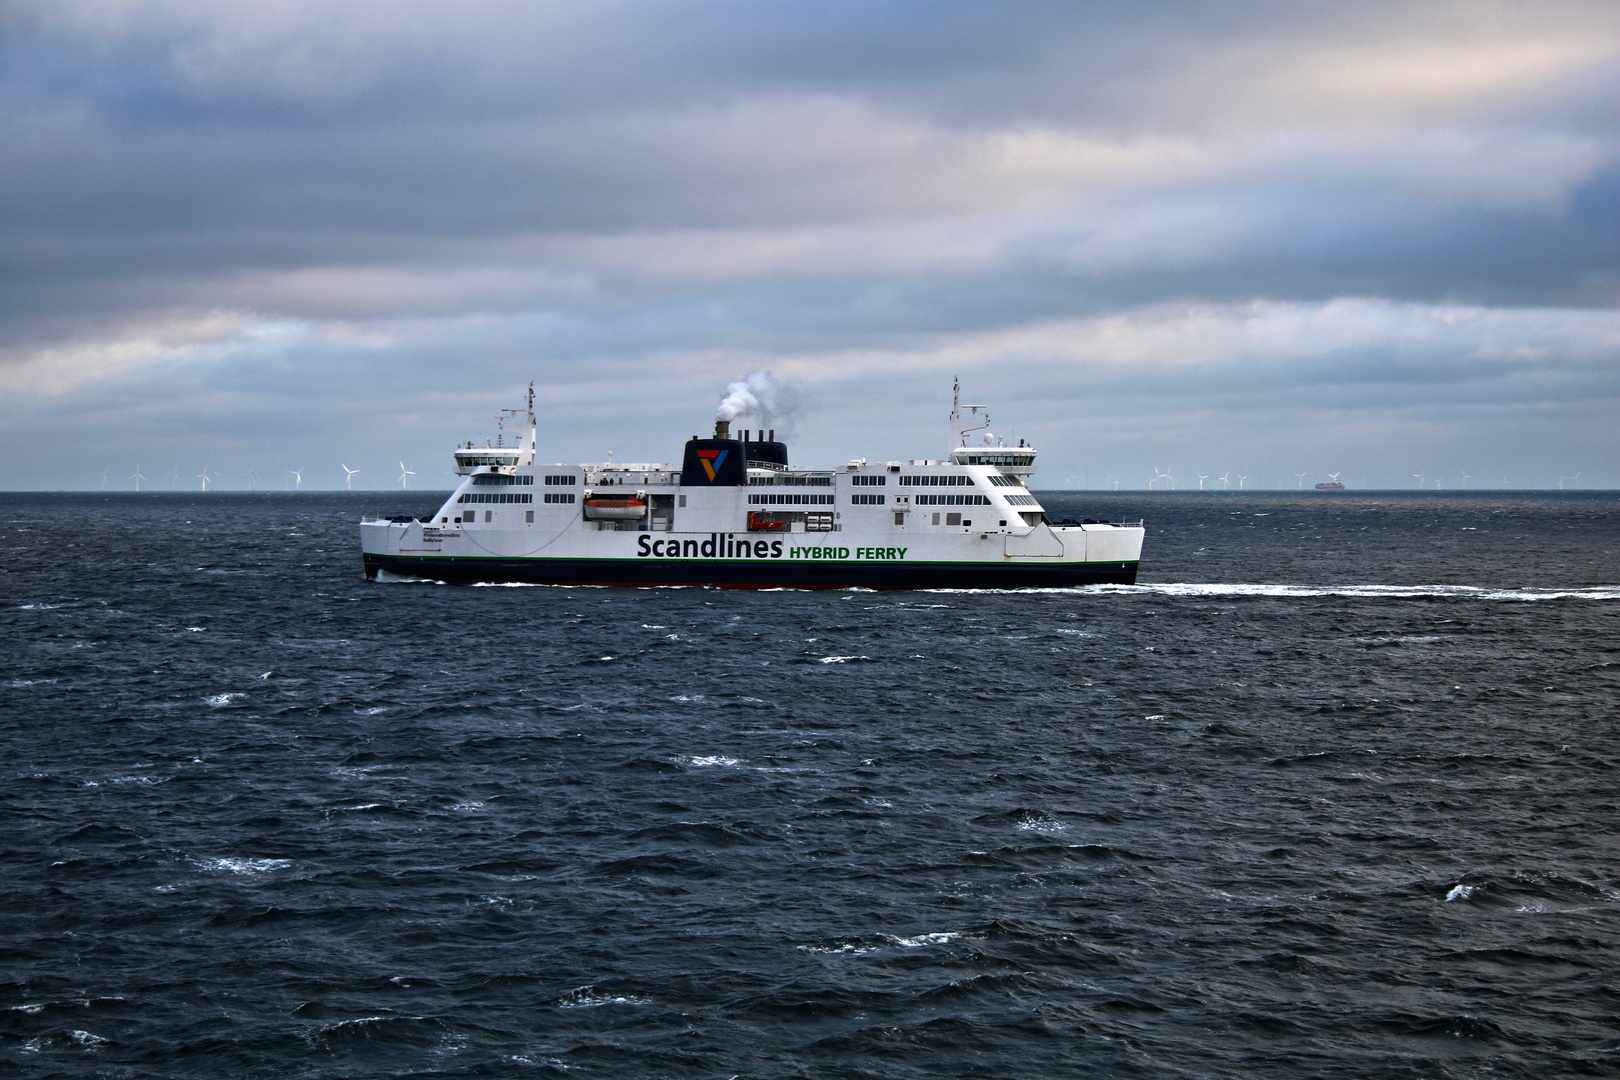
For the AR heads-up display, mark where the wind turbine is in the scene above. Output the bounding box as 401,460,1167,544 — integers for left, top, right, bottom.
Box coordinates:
1196,472,1209,490
342,464,360,491
1412,473,1425,488
98,467,111,490
1111,478,1121,491
398,461,416,490
130,464,145,491
1327,471,1342,486
1459,471,1470,489
1217,472,1230,490
286,467,304,491
1294,472,1307,489
1150,468,1170,490
244,465,260,491
198,466,213,491
1433,477,1442,490
1237,474,1250,489
1558,471,1580,490
168,465,180,490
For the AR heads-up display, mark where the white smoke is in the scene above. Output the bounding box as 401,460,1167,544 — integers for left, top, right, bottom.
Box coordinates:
715,371,799,435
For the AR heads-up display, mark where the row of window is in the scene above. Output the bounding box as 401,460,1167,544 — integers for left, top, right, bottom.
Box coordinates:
749,475,833,486
916,493,991,505
850,493,886,505
1004,494,1040,506
748,494,836,505
850,475,887,486
900,475,972,486
458,492,534,504
544,475,578,485
472,474,534,486
544,493,576,504
986,474,1024,487
956,454,1033,466
458,455,519,467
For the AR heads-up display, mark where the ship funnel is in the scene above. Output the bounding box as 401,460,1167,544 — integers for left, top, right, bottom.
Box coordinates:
715,418,731,440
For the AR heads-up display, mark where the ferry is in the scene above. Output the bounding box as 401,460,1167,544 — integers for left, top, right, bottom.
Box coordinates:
359,381,1144,588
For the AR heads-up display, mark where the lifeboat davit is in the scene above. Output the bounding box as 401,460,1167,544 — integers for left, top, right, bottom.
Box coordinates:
583,496,647,521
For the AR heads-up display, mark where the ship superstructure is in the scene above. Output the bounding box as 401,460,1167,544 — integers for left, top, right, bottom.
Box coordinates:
360,383,1144,588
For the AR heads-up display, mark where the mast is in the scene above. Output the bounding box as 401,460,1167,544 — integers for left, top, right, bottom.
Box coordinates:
948,376,990,450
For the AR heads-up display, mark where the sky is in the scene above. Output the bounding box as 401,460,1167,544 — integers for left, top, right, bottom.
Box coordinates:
2,0,1617,491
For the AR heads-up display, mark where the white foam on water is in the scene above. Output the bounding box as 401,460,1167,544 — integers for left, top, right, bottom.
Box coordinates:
555,986,651,1009
355,706,387,715
205,693,244,707
9,1003,45,1014
197,857,292,875
1083,583,1620,601
817,655,871,664
468,581,544,587
797,942,879,956
889,932,962,948
318,1015,417,1035
69,1030,107,1047
374,570,447,585
1445,884,1478,903
1016,814,1068,833
18,603,58,610
687,756,743,767
186,626,206,632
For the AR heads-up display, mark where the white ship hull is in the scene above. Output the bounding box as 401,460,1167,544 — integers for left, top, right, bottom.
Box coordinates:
362,517,1141,589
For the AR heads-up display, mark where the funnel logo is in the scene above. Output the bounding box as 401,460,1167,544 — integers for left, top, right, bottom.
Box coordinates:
695,448,728,482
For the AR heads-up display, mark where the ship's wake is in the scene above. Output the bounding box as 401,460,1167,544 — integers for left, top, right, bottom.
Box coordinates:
1085,583,1620,601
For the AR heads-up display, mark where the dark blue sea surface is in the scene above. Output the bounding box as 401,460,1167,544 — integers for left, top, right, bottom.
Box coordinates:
3,490,1619,1078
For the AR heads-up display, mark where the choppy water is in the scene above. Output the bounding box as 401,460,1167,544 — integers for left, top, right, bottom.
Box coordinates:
3,490,1618,1078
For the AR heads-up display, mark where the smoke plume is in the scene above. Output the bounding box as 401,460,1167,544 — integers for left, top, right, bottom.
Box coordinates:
715,371,799,436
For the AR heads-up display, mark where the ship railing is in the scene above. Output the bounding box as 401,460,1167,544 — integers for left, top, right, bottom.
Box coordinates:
1050,517,1145,528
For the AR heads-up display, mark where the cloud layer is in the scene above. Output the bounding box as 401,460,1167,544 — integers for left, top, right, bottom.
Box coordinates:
3,0,1617,488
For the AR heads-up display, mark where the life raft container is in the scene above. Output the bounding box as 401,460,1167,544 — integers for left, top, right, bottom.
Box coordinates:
584,497,647,521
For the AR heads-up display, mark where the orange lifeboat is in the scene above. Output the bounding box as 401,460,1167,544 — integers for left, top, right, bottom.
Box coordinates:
583,497,647,521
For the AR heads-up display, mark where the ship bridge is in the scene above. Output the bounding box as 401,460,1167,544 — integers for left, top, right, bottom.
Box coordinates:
947,377,1037,482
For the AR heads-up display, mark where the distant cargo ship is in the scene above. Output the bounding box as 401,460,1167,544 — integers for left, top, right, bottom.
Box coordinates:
1315,474,1345,491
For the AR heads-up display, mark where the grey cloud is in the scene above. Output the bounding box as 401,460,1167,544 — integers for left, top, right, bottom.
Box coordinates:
2,0,1618,488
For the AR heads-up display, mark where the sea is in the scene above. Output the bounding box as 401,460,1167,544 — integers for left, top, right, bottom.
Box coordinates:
3,490,1618,1079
